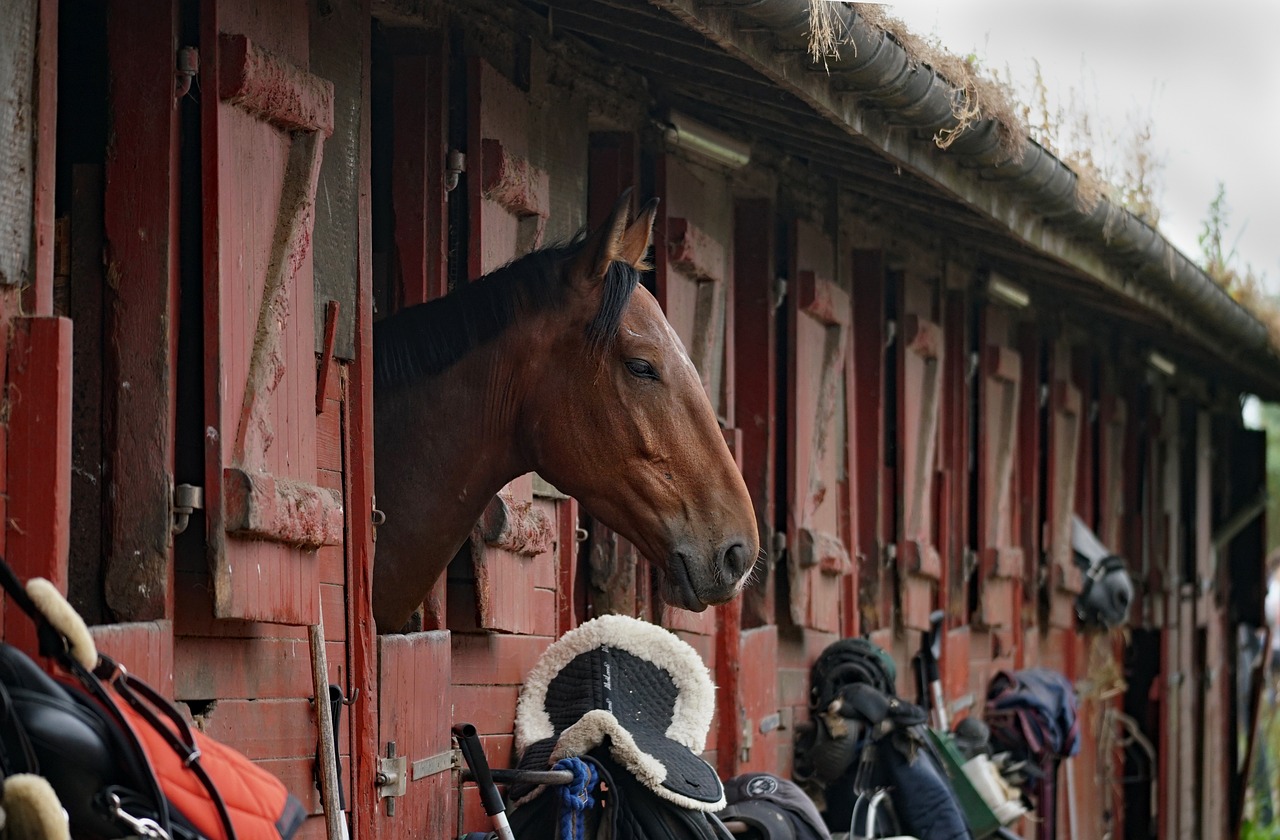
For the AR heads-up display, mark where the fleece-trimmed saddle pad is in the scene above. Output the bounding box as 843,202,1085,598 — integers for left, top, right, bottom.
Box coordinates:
512,614,724,811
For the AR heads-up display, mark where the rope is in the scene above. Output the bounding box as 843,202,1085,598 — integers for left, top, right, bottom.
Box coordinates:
554,757,598,840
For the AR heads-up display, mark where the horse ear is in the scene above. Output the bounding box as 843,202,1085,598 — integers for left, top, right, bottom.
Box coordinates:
575,189,634,282
616,197,660,270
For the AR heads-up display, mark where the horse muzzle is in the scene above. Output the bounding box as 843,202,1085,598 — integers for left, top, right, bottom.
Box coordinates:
664,537,755,611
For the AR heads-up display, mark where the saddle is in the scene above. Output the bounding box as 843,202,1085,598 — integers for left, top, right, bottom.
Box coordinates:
508,614,731,839
0,557,305,840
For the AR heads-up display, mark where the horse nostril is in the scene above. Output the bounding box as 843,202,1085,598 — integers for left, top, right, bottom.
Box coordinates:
721,541,751,581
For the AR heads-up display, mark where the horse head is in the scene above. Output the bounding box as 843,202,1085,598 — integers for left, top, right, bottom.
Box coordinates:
520,193,760,612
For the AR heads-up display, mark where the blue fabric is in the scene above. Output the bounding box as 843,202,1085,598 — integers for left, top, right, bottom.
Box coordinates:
555,757,599,840
880,734,972,840
988,668,1080,758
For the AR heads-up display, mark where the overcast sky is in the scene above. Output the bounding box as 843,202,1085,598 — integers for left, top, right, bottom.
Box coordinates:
881,0,1280,294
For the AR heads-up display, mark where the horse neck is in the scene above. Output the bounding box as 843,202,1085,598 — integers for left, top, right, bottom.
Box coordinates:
373,336,531,631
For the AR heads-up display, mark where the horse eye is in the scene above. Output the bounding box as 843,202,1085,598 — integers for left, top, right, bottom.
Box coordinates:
625,358,659,380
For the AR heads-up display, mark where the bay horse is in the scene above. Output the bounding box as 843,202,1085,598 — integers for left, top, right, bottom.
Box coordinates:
371,193,759,633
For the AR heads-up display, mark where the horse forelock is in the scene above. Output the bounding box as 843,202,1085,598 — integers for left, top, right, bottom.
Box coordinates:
584,260,642,357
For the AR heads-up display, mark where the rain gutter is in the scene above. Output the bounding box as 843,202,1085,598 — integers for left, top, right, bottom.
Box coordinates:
649,0,1280,398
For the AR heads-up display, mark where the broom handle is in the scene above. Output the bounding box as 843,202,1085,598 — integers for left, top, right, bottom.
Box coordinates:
310,598,348,840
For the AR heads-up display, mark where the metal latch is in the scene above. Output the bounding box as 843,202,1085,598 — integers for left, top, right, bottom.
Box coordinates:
175,46,199,99
376,742,408,816
412,748,459,781
172,484,204,535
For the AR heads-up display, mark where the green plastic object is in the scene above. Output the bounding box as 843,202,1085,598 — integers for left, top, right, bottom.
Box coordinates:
926,729,1003,840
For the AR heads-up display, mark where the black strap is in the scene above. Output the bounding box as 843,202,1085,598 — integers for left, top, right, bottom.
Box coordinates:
107,663,239,840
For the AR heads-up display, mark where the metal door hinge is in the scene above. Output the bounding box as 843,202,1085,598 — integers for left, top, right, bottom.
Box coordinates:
376,741,408,816
172,484,204,535
444,150,466,192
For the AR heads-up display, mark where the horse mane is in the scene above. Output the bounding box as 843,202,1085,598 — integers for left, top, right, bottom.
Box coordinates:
373,238,642,389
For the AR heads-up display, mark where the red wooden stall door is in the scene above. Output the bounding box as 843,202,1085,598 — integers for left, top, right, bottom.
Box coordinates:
733,625,780,775
976,342,1022,632
787,222,852,633
897,310,944,632
202,5,343,623
1045,368,1083,629
376,631,453,840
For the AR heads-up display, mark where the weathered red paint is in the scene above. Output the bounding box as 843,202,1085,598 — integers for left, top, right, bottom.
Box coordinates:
219,33,336,135
202,0,336,624
343,28,378,810
897,280,943,632
481,136,548,247
976,314,1024,633
1046,348,1084,630
667,217,724,282
316,300,340,413
851,249,887,629
101,0,182,622
475,492,556,556
376,632,454,840
3,316,72,654
223,467,344,547
787,221,850,633
936,289,966,652
90,621,174,696
797,270,847,326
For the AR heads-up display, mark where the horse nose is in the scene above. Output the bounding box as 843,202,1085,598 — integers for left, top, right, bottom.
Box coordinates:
719,540,753,582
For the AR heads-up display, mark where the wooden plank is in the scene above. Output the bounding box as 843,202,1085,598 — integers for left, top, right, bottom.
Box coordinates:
315,300,340,413
196,697,320,761
555,497,581,635
1046,348,1084,628
175,636,338,700
975,305,1024,634
450,633,550,685
90,621,174,696
451,684,521,735
174,568,307,640
390,35,448,308
851,250,886,632
731,202,775,608
309,0,363,360
4,316,72,653
0,0,37,288
787,221,849,633
256,757,326,815
203,5,336,624
28,0,57,311
101,0,180,621
897,302,943,613
938,290,969,637
376,632,452,840
347,11,380,830
218,34,335,134
1016,328,1043,638
731,625,779,776
68,165,106,624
